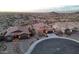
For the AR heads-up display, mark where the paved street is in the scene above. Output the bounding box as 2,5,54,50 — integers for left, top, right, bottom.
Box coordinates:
0,33,79,54
30,38,79,54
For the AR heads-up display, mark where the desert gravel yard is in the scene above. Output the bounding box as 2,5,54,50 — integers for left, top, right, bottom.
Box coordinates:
0,37,37,54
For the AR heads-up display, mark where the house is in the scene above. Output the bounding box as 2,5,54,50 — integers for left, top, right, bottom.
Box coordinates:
5,26,31,39
33,23,49,37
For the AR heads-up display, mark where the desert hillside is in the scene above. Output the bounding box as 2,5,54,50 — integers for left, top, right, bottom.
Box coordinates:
0,12,79,32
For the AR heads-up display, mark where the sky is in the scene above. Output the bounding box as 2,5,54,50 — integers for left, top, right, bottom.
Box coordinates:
0,0,79,12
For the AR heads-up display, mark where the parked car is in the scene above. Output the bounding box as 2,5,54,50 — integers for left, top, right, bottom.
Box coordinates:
64,28,72,35
19,33,30,40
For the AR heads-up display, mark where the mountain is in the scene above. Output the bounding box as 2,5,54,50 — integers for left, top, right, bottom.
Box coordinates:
50,5,79,13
